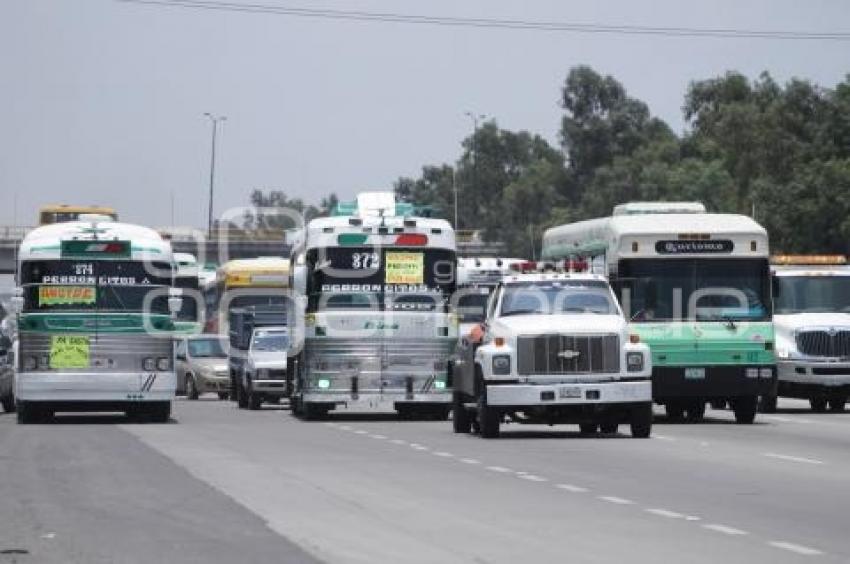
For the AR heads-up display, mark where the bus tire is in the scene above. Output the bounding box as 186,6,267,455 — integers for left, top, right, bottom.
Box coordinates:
600,421,619,434
828,396,846,412
477,391,500,439
236,377,249,409
630,403,653,438
665,402,685,422
685,401,706,423
217,392,229,401
302,402,327,421
809,397,828,413
759,394,778,413
732,396,758,424
579,423,599,434
186,375,200,400
16,402,38,424
248,385,263,411
452,392,472,433
145,402,171,423
1,393,15,413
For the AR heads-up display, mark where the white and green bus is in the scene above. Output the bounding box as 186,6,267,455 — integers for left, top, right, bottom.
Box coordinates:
13,219,182,423
542,202,776,424
290,192,458,419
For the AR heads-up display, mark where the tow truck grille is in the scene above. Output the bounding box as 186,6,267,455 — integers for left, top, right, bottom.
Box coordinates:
516,334,620,375
796,330,850,358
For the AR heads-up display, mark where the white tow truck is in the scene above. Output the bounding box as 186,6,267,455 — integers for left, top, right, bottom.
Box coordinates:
767,255,850,412
451,272,653,438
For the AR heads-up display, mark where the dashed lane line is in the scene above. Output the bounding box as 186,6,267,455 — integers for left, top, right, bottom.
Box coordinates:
645,508,685,519
768,541,823,556
485,466,513,473
703,524,749,536
555,484,589,493
368,434,387,440
432,451,454,458
517,474,548,482
598,496,634,505
459,458,480,465
763,452,824,465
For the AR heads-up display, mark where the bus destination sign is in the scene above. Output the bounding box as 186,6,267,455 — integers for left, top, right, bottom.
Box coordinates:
655,240,735,254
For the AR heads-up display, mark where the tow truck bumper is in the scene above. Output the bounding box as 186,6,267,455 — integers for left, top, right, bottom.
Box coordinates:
486,379,651,407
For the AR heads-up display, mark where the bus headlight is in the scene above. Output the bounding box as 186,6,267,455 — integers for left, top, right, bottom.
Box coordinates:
37,355,50,370
760,367,773,379
156,357,171,371
626,352,644,372
492,355,511,375
143,357,156,371
24,356,37,370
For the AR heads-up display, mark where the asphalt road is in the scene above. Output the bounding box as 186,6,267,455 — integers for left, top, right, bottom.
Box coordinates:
2,398,849,564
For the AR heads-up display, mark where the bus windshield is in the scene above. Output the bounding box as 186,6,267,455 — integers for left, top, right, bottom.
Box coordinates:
774,275,850,314
307,246,456,312
499,281,617,316
616,258,771,322
251,332,288,352
20,260,173,314
456,290,492,323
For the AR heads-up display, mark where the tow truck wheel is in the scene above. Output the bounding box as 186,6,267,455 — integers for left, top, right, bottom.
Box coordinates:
236,377,249,409
579,423,599,434
828,396,846,412
600,422,619,434
759,394,778,413
685,402,706,423
630,403,653,438
477,392,500,439
732,396,758,424
452,392,472,433
809,397,828,413
247,383,263,410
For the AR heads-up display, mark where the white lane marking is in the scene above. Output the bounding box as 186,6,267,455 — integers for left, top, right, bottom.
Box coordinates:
486,466,513,473
389,439,407,445
368,434,386,440
764,416,813,425
768,541,823,556
459,458,480,465
703,524,748,536
645,508,684,519
339,425,353,431
763,452,824,465
410,444,429,451
598,496,634,505
654,435,677,442
555,484,588,493
684,516,701,522
432,451,453,458
324,422,338,427
354,430,369,435
517,474,548,482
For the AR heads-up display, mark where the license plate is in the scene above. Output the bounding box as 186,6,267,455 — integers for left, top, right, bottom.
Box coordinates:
559,386,582,399
684,367,706,380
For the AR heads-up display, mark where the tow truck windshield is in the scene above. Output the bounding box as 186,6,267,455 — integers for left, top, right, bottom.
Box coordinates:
499,281,616,316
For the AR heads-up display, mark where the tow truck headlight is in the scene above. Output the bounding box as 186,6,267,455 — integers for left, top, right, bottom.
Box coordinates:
156,357,171,371
143,357,156,371
626,352,644,372
492,355,511,375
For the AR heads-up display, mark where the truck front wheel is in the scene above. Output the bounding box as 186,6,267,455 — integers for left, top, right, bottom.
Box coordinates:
732,396,758,424
477,391,500,439
452,392,472,433
630,403,653,438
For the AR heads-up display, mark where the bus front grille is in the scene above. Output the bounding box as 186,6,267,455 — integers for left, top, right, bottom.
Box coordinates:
796,330,850,358
516,334,620,376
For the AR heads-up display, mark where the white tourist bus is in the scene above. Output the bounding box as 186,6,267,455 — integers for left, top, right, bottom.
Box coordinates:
542,202,776,424
13,218,182,423
290,192,458,419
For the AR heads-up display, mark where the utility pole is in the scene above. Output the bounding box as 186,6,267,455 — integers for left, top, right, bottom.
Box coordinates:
461,111,486,233
204,113,227,236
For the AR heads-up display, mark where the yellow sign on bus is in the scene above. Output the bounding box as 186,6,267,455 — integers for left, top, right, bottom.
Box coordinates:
385,252,424,285
39,286,97,306
49,336,91,369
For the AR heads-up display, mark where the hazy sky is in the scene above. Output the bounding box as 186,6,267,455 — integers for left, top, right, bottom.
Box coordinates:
1,0,848,229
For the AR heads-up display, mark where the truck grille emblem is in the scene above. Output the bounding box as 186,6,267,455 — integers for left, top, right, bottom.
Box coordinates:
557,350,581,360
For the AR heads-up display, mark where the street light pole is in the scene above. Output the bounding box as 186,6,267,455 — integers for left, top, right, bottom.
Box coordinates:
204,113,226,236
459,111,486,233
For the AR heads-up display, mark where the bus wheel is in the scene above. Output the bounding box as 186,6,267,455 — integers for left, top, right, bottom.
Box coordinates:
665,402,685,422
579,423,599,434
809,397,828,413
236,379,249,409
303,402,327,421
217,392,229,401
1,393,15,413
477,392,500,439
145,402,171,423
759,394,778,413
452,392,472,433
16,402,39,424
248,386,263,410
828,396,846,412
732,396,758,424
685,402,706,423
630,403,653,438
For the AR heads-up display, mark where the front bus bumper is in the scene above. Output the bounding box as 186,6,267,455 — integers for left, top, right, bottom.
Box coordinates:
15,370,176,405
651,365,776,402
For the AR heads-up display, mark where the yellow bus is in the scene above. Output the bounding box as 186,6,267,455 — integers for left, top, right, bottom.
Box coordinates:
202,257,290,334
39,204,118,225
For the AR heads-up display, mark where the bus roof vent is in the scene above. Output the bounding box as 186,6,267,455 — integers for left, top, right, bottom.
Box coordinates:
613,202,706,216
356,191,397,217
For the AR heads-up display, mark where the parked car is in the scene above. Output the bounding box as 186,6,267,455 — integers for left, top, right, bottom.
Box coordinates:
174,336,231,400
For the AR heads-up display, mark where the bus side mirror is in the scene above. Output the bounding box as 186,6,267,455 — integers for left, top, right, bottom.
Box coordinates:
293,264,307,296
9,288,24,314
